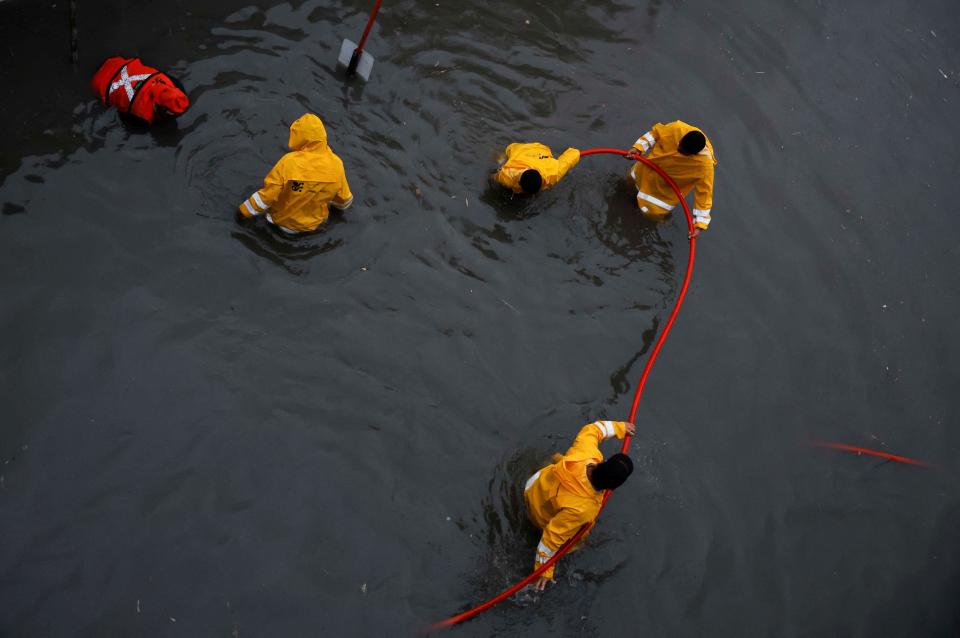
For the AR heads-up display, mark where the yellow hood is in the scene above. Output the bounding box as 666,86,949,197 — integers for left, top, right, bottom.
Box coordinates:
288,113,328,151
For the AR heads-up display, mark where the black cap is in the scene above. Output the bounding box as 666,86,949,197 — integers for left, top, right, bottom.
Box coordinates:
678,130,706,155
590,453,634,490
519,169,543,194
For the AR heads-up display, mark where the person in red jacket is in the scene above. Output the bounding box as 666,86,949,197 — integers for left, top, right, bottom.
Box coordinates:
91,57,189,124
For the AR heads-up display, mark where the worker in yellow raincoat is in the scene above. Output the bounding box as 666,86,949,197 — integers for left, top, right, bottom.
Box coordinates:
238,113,353,234
524,420,635,591
493,142,580,194
627,120,717,238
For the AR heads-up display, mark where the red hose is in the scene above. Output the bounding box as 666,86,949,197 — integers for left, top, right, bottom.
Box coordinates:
429,148,697,631
810,441,933,468
355,0,383,53
578,147,632,157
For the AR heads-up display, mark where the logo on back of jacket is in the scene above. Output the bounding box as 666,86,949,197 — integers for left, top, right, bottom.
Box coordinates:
290,181,304,192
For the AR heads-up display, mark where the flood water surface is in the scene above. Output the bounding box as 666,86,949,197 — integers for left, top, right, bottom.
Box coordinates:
1,0,958,635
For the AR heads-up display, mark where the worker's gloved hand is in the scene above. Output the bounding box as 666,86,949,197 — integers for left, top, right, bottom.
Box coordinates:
626,148,643,161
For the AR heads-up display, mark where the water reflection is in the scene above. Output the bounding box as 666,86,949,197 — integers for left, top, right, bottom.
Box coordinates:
606,317,659,405
114,114,186,148
230,213,346,276
459,217,511,262
594,174,678,282
461,446,548,602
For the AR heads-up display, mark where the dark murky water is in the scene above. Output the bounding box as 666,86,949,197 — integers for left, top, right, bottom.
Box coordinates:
1,0,958,635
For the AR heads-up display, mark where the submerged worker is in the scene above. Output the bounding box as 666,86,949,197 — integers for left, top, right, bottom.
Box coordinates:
524,420,635,591
90,56,190,124
627,120,717,238
493,142,580,195
238,113,353,234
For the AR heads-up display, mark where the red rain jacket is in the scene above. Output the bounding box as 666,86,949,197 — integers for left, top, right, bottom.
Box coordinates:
91,57,189,124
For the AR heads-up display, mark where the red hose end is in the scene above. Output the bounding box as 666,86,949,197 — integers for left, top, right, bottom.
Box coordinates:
810,441,933,469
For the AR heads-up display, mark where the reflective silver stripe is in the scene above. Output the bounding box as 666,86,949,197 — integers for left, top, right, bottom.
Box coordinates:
331,195,353,211
537,541,555,558
692,208,711,226
633,131,655,152
596,421,615,439
637,190,674,211
109,66,151,100
629,163,675,211
524,470,542,492
243,201,259,217
266,213,300,234
594,421,610,439
252,192,269,211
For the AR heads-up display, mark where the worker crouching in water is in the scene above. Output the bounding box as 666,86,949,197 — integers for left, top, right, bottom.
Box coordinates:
493,142,580,195
238,114,353,234
524,420,635,591
627,120,717,238
90,57,190,125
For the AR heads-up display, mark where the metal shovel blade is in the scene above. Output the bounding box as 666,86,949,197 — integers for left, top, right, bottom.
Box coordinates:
338,38,375,81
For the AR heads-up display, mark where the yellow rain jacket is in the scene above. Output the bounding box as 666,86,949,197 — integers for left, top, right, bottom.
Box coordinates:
523,420,629,580
629,120,717,230
495,142,580,193
238,113,353,233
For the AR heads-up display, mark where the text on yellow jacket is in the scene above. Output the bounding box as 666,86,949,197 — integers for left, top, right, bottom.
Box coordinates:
238,113,353,233
523,420,629,580
495,142,580,193
630,120,717,230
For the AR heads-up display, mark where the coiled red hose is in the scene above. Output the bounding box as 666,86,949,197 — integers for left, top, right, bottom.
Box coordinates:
428,148,698,631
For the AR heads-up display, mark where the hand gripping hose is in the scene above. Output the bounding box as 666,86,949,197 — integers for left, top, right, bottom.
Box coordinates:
428,148,698,631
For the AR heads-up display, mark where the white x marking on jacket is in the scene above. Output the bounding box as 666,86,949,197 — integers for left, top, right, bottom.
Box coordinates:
109,65,151,100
